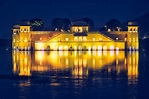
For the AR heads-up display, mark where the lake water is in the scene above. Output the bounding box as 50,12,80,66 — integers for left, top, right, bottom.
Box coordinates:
0,47,149,99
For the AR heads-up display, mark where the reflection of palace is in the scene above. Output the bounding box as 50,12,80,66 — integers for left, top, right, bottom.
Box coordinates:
12,21,139,51
12,51,138,81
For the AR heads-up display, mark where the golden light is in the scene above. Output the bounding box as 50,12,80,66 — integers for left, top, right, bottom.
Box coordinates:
59,46,63,50
110,45,114,51
35,43,45,50
98,45,102,51
103,45,107,51
64,45,68,51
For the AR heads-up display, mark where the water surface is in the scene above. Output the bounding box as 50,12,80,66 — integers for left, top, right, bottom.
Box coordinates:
0,47,149,99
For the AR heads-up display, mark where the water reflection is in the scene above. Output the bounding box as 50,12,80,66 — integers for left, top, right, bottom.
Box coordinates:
12,51,139,98
12,51,138,80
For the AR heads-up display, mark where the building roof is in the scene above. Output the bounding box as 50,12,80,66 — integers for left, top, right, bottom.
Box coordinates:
13,25,20,29
102,31,126,41
128,22,138,26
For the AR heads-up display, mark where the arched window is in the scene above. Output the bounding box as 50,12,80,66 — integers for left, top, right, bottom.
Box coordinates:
59,46,63,51
83,37,87,41
92,45,96,51
79,37,82,41
74,37,78,41
64,45,68,51
98,45,102,51
134,28,136,31
103,45,107,51
78,46,82,51
110,45,114,51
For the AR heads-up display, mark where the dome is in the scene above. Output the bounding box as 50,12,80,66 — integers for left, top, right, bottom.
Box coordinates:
71,21,88,26
128,22,138,26
13,24,20,29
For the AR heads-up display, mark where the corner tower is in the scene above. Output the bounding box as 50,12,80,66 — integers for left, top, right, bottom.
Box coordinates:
12,25,20,50
126,22,139,50
12,21,31,50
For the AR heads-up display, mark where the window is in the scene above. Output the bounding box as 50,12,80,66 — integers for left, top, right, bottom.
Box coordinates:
92,46,96,51
110,45,114,50
124,38,127,41
20,29,23,32
99,38,102,41
74,37,78,41
65,38,68,41
98,45,102,50
92,38,95,41
133,38,135,42
79,37,82,41
13,39,15,42
59,46,63,50
103,45,107,51
83,37,87,41
58,38,61,42
24,28,26,32
64,45,68,50
129,38,131,42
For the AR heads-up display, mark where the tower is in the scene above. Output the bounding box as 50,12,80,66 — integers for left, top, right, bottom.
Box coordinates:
127,22,139,50
12,21,31,50
12,25,20,50
19,24,31,50
128,22,139,33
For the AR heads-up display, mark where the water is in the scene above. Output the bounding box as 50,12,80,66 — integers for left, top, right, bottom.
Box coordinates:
0,47,149,99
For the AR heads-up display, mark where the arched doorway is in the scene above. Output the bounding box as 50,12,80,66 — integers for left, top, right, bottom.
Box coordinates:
64,45,68,51
78,46,82,51
59,46,63,51
98,45,102,51
110,45,114,51
92,45,96,51
103,45,107,51
47,45,50,51
82,46,86,51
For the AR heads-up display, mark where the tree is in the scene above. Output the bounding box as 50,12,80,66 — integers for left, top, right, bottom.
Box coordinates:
30,18,44,31
106,19,121,31
82,18,94,30
52,18,71,31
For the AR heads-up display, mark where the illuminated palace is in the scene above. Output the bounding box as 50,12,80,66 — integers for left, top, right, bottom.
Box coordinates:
12,21,139,51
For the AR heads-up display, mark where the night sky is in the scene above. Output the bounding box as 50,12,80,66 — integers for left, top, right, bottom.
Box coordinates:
0,0,149,38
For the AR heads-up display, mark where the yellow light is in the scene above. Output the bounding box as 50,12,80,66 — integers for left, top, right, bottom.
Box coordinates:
35,43,45,50
64,45,68,51
59,46,63,50
98,45,102,51
103,45,107,51
110,45,114,51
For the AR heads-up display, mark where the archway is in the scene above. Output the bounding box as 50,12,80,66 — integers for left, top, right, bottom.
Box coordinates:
98,45,102,51
59,46,63,51
64,45,68,51
103,45,107,51
78,46,82,51
92,45,96,51
47,45,50,51
83,46,86,51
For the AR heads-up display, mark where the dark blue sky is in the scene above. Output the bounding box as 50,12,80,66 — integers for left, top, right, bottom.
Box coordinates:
0,0,149,38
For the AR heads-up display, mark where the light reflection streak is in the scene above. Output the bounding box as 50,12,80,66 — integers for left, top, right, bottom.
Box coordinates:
12,51,138,82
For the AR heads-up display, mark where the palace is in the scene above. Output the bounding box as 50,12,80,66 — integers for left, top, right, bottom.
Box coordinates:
12,21,139,51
